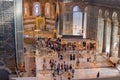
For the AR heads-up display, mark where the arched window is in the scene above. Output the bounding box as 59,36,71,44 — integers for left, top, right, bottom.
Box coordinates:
45,2,50,18
104,11,111,54
51,4,55,19
73,6,83,36
105,18,111,53
83,7,88,38
24,3,29,17
111,12,119,57
33,2,40,16
25,7,27,15
97,9,104,53
63,0,73,3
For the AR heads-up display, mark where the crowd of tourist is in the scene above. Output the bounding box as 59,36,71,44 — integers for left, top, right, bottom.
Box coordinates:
42,55,75,80
40,50,98,80
35,37,96,52
31,37,97,80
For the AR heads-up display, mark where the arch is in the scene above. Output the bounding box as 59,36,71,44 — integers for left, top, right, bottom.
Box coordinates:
84,7,88,12
73,5,83,35
97,9,104,53
112,12,118,20
104,10,109,19
98,9,103,17
73,6,80,12
33,2,40,16
111,12,119,57
112,12,119,27
45,2,51,18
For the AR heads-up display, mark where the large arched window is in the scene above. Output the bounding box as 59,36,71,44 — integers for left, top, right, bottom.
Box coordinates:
24,3,29,17
33,2,40,16
105,18,111,53
63,0,73,3
83,7,88,38
51,4,55,19
73,6,83,36
97,9,104,53
45,2,50,18
104,11,111,54
111,12,119,57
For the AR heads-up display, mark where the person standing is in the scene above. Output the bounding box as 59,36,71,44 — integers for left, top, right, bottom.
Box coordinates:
72,69,75,78
69,64,72,71
67,72,71,80
73,54,75,60
76,58,80,67
97,72,100,78
70,54,72,61
61,63,63,71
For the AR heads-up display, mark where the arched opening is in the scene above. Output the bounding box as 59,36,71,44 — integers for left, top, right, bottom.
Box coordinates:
51,4,56,19
33,2,40,16
97,9,104,53
24,3,30,17
83,7,88,38
45,2,51,18
111,12,119,57
73,6,83,36
105,18,111,54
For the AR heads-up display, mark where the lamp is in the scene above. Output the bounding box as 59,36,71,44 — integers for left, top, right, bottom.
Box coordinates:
53,29,57,38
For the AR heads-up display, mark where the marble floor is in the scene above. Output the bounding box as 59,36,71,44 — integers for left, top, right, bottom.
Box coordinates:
37,68,120,80
35,51,119,80
24,44,120,80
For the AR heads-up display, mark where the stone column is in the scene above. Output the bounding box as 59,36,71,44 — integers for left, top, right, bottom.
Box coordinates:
25,54,31,76
110,21,114,57
102,19,107,52
14,0,24,68
118,24,120,57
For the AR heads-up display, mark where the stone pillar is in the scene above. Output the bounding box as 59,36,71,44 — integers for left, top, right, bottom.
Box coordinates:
14,0,24,68
110,21,114,57
102,19,107,52
118,24,120,57
118,36,120,58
